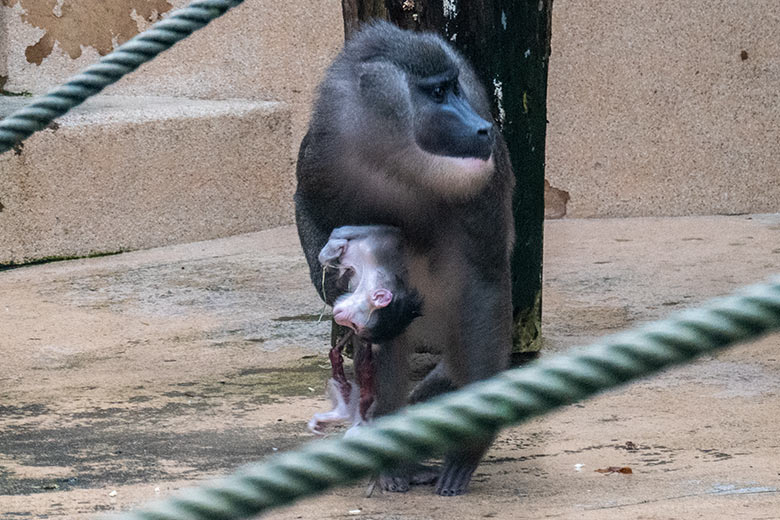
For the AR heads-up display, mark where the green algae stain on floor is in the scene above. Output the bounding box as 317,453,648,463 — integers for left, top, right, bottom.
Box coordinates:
167,356,334,405
227,357,332,400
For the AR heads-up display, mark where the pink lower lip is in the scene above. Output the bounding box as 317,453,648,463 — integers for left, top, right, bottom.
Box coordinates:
457,157,491,169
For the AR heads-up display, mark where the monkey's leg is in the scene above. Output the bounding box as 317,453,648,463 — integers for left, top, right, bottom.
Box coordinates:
307,380,359,434
330,333,352,396
354,342,375,422
436,437,494,495
406,363,472,487
435,280,512,496
373,337,414,492
343,340,375,438
408,361,454,404
308,333,358,434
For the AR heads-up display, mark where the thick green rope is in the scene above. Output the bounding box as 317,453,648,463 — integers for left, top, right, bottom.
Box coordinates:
117,276,780,520
0,0,244,155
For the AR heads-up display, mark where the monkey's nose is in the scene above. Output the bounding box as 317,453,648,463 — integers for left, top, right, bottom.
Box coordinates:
476,123,493,142
333,309,357,332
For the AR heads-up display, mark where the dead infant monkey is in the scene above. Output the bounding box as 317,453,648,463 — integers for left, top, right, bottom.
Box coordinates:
308,225,422,435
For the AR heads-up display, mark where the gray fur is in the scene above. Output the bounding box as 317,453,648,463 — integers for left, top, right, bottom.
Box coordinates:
295,21,514,496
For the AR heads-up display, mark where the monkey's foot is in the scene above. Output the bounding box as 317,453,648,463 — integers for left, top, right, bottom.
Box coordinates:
307,378,359,435
408,464,439,485
377,463,437,493
435,458,477,496
378,472,410,493
343,416,370,438
308,411,348,435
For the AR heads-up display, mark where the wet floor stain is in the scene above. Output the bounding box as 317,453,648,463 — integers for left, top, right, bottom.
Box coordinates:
0,359,330,496
0,420,302,495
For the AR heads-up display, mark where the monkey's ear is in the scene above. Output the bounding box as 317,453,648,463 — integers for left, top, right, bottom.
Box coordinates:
357,62,410,119
371,289,393,308
357,61,402,90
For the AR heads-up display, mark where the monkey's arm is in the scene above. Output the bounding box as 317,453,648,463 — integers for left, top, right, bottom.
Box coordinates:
329,225,401,241
294,191,344,306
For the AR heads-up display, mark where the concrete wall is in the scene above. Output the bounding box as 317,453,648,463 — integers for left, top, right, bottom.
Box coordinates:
1,0,778,248
1,0,340,101
0,96,294,264
0,0,343,264
0,6,7,88
1,0,343,145
546,0,780,218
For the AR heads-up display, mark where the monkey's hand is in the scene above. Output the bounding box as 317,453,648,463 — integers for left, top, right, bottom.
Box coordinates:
317,238,348,267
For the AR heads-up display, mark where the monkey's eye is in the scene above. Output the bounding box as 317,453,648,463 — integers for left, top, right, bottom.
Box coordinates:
431,85,446,103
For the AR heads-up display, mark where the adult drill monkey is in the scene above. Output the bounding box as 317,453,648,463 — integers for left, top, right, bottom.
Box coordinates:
295,21,514,495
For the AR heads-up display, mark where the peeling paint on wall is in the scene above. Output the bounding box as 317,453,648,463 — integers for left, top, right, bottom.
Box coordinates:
492,77,505,127
544,179,570,219
443,0,457,20
1,0,173,65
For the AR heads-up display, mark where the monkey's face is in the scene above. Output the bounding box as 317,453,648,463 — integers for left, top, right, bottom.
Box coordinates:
411,72,493,162
332,288,393,339
358,64,496,199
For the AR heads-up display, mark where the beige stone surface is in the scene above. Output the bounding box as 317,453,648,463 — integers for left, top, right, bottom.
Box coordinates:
3,0,780,240
545,0,780,218
1,0,342,102
1,0,174,65
0,0,343,147
0,215,779,518
0,1,343,264
0,95,293,264
0,10,7,85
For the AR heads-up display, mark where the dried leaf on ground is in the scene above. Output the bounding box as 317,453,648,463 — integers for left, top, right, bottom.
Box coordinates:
595,466,633,474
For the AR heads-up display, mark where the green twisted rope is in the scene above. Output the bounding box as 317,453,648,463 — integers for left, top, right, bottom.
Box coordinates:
117,276,780,520
0,0,244,155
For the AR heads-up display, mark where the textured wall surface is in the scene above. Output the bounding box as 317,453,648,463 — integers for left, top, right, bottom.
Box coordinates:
0,97,293,264
0,0,343,262
1,0,343,151
1,0,342,104
1,0,173,64
1,0,777,225
0,8,7,86
545,0,780,217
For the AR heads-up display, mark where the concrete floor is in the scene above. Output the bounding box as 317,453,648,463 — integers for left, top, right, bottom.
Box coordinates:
1,215,779,519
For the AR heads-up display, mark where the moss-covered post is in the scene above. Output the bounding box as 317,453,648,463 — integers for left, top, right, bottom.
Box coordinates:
342,0,552,357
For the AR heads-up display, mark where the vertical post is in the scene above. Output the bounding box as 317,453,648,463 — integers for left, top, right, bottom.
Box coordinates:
342,0,552,356
342,0,387,40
